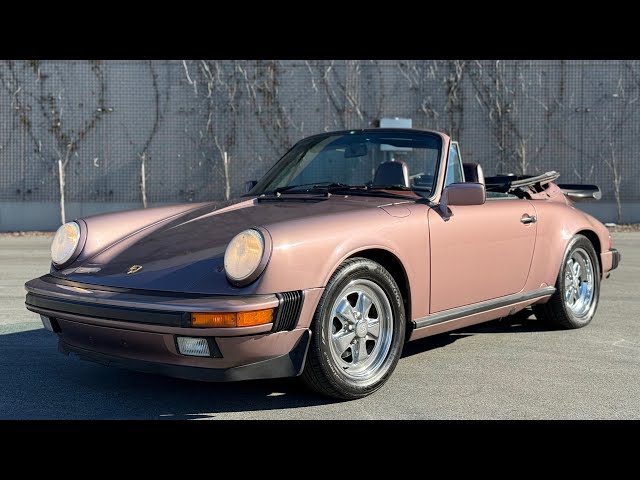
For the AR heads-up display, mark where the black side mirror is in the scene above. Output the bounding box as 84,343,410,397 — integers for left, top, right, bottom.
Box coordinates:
439,182,486,220
244,180,258,193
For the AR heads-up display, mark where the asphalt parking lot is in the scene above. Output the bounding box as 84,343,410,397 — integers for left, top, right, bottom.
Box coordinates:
1,233,637,420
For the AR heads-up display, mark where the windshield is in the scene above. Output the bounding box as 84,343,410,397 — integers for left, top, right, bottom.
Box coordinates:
249,130,443,198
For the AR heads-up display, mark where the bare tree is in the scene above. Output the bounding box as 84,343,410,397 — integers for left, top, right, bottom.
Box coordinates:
187,60,241,200
395,60,466,139
598,82,637,223
601,138,623,223
184,60,310,201
213,135,231,201
443,60,467,140
469,60,518,173
137,61,166,208
305,60,366,131
0,60,110,224
0,61,46,202
469,60,564,175
36,60,109,224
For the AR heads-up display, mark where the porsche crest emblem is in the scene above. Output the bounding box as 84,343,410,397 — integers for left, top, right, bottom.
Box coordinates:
127,265,143,275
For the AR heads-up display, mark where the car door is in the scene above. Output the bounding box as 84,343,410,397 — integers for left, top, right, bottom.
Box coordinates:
427,142,537,313
428,199,537,313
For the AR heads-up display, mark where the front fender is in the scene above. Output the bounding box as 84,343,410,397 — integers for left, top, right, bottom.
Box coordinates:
255,203,432,320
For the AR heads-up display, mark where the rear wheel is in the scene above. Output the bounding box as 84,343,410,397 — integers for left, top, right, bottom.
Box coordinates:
301,258,405,399
533,235,600,329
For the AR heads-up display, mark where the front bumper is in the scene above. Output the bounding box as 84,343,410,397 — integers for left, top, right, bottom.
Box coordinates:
25,275,319,382
58,329,311,382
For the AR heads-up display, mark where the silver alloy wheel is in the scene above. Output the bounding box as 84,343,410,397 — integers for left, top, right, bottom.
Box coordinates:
563,247,595,317
327,279,393,380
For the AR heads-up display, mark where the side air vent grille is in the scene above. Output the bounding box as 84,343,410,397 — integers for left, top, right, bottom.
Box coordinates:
272,291,304,332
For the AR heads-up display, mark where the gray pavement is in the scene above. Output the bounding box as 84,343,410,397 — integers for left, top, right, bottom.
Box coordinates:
1,234,638,419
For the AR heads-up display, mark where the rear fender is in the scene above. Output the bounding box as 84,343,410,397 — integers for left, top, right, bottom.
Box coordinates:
523,201,610,290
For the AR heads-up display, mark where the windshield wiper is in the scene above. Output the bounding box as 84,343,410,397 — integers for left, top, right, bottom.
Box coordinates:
266,182,357,195
263,182,430,199
367,184,412,191
368,184,431,192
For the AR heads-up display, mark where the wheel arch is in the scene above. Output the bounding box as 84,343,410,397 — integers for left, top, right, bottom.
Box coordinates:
575,229,602,277
533,229,602,329
345,248,412,338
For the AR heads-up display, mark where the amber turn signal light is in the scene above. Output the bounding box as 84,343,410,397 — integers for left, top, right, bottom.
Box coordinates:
191,309,274,328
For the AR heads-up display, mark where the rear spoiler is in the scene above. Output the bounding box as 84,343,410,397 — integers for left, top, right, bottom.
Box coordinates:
557,184,602,201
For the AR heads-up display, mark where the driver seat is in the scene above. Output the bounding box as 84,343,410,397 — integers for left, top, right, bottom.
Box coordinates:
372,160,410,188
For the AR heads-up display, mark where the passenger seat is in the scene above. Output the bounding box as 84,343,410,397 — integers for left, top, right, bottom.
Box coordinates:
372,160,410,188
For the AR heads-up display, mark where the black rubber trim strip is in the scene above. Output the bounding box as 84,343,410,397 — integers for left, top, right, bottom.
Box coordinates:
40,274,268,300
257,197,327,203
58,329,312,382
26,292,190,327
413,286,556,329
610,248,621,270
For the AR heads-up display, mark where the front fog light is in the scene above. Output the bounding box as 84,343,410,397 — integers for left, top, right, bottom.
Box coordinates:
176,337,210,357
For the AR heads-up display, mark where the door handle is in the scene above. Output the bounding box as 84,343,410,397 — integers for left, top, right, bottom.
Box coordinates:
520,214,537,224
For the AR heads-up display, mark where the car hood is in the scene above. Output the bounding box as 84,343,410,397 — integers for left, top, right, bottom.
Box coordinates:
51,195,399,294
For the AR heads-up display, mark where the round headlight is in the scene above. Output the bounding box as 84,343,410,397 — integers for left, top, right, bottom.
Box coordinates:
224,229,267,285
51,221,81,267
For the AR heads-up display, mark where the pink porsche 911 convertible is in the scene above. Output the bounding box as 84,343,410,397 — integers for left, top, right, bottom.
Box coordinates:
25,128,620,399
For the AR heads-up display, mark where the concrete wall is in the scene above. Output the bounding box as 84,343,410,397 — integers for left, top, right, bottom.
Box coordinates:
1,60,639,230
3,200,634,233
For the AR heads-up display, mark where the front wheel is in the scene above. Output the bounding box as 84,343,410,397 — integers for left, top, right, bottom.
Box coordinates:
533,234,600,329
301,258,406,399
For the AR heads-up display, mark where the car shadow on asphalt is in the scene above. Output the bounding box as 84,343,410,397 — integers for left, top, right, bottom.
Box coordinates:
0,328,338,420
401,309,553,358
1,311,553,419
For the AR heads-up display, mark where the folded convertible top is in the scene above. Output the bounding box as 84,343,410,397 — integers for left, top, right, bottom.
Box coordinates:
484,171,601,201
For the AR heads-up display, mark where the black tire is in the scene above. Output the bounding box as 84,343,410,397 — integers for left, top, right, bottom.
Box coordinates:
533,234,600,329
301,258,406,400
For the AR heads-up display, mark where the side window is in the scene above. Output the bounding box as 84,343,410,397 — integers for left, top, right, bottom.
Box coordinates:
444,141,464,187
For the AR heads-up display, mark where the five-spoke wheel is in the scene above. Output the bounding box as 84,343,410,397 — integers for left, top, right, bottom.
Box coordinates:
563,248,595,317
534,235,600,329
302,258,405,399
328,280,393,380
